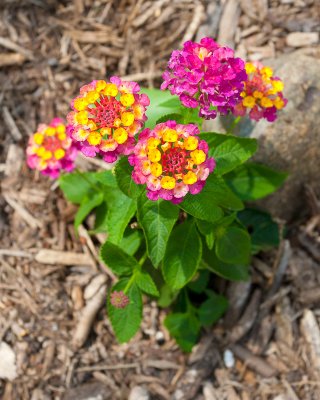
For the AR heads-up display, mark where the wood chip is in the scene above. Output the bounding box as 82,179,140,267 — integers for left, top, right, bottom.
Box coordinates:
3,193,41,229
0,37,34,60
35,249,95,267
5,144,23,177
0,53,26,67
300,309,320,379
2,107,23,141
218,0,240,47
286,32,319,47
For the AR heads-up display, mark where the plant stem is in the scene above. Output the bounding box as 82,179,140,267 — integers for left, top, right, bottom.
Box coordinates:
228,116,241,134
123,273,136,294
138,251,148,267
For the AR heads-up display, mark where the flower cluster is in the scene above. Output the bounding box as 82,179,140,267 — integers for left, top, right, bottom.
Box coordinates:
161,37,247,119
129,121,215,203
110,291,130,309
26,118,77,178
67,77,150,163
233,62,287,122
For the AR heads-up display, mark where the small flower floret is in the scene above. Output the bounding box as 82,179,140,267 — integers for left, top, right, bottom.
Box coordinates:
233,62,287,122
26,118,77,178
67,77,150,163
110,291,130,309
129,121,215,204
161,37,247,119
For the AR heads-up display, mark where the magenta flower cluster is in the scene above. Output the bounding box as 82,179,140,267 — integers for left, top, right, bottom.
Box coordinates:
161,37,247,119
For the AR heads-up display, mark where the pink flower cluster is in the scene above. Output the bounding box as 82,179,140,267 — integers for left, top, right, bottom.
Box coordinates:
161,37,247,119
129,121,215,204
26,118,78,179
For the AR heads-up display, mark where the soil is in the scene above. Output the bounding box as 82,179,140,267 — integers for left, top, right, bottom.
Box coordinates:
1,1,320,399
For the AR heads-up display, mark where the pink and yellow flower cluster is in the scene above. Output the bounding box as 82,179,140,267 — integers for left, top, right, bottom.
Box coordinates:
26,118,77,178
67,77,150,163
233,62,287,122
129,121,215,204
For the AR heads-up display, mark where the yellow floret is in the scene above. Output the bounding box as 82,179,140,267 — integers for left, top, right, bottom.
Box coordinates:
245,63,256,74
274,97,285,110
160,176,176,190
147,138,161,150
87,121,97,131
243,96,256,108
95,80,107,92
253,91,263,99
184,136,199,151
261,97,273,108
45,127,56,136
183,171,197,185
190,149,206,165
56,124,66,134
36,146,46,157
75,110,89,125
150,163,162,177
272,80,284,93
34,133,44,145
86,91,100,104
39,159,47,169
100,127,111,137
77,128,89,140
58,132,67,141
87,131,102,146
74,97,88,111
54,148,65,160
114,118,122,127
120,93,135,107
261,66,273,78
163,129,178,143
147,149,161,162
240,91,246,98
43,150,53,160
121,112,135,127
103,83,118,97
114,127,128,144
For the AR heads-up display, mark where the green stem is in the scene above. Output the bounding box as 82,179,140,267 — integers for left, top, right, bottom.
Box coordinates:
75,168,100,192
138,251,148,267
123,274,136,294
228,116,241,135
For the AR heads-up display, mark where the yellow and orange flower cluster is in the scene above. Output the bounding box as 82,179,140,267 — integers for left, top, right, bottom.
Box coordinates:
26,118,77,178
234,62,287,122
129,121,215,204
67,77,150,163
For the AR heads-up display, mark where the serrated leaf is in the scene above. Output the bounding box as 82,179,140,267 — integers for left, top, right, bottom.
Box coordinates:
141,88,182,129
225,162,287,201
104,188,136,245
200,132,257,175
180,174,243,221
108,279,142,343
202,244,249,281
120,230,142,256
59,172,95,204
137,197,179,267
238,208,280,252
163,220,202,290
198,290,228,326
74,192,104,230
156,113,184,124
115,157,144,198
164,312,201,352
216,226,251,265
135,270,159,296
100,241,138,276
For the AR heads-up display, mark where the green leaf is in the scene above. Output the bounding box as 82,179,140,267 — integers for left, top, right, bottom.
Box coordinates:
141,88,181,129
137,197,179,267
215,226,251,265
104,188,136,245
108,279,142,343
92,201,108,233
198,290,228,326
120,230,142,256
59,172,95,204
180,174,243,221
238,208,280,252
156,113,184,124
158,284,179,308
163,220,202,290
135,270,159,296
115,157,144,199
74,192,104,230
157,97,181,108
200,132,258,175
100,241,138,276
225,162,287,201
92,170,117,188
187,269,210,293
203,244,249,281
164,312,201,352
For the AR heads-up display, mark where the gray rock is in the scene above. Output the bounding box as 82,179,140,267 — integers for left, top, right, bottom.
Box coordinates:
249,52,320,221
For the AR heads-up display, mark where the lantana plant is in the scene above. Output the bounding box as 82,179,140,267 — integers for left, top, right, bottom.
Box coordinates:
28,38,287,351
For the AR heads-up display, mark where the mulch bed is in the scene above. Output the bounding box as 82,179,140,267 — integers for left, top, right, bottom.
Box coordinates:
1,1,320,399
